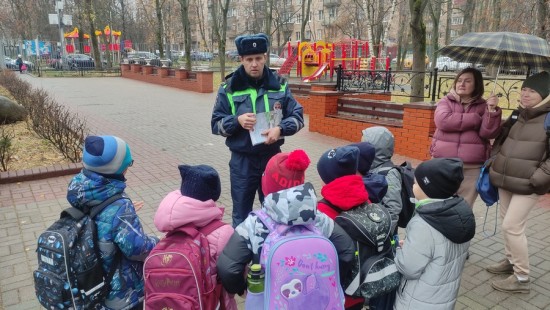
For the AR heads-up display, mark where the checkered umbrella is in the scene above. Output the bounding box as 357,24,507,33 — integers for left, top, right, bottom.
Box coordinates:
439,32,550,69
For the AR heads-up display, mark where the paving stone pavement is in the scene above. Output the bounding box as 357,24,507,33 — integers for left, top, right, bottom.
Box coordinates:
1,75,549,310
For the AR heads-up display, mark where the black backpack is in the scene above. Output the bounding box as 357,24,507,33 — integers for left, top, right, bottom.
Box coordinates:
379,161,416,228
33,194,124,309
328,201,400,300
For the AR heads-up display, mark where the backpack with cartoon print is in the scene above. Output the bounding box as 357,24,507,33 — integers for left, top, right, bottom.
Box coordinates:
252,210,345,310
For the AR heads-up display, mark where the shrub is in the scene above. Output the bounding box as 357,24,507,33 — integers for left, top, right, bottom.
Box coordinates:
0,70,87,162
0,124,14,171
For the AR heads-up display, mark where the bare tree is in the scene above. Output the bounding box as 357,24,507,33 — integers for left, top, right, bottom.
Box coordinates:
491,0,502,31
155,0,165,58
428,0,442,69
536,0,549,39
300,0,312,42
177,0,192,69
85,0,102,70
409,0,429,102
461,0,475,34
211,0,231,79
444,0,451,44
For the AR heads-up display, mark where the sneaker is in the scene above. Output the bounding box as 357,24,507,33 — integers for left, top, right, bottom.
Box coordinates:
491,275,530,294
486,258,514,274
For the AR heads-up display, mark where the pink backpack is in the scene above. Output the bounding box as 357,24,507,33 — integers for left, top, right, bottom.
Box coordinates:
144,220,225,310
255,210,345,310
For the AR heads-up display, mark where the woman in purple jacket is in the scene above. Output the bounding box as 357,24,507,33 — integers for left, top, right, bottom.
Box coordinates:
430,67,502,208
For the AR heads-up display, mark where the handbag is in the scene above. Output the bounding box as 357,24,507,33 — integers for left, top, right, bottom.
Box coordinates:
476,158,499,237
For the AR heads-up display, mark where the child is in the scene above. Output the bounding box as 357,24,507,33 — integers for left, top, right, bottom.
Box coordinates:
153,164,237,309
217,149,355,296
349,142,388,203
394,158,475,310
361,126,402,232
66,135,159,310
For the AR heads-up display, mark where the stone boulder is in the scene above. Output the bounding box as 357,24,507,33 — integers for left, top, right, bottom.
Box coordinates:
0,95,26,124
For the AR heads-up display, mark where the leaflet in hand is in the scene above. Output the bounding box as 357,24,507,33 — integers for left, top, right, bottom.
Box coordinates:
249,110,283,146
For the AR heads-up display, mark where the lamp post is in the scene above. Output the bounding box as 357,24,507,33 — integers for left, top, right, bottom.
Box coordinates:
56,0,65,61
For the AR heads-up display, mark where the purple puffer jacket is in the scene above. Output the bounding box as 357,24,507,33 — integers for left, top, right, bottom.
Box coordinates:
430,94,502,164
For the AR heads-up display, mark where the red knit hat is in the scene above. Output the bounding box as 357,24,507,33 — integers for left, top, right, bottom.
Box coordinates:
261,149,311,196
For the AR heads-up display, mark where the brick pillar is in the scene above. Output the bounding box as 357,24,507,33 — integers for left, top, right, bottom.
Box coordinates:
177,69,189,80
143,65,154,75
310,83,336,91
196,71,214,93
399,102,436,160
159,67,169,77
120,64,131,72
131,64,142,73
307,91,342,132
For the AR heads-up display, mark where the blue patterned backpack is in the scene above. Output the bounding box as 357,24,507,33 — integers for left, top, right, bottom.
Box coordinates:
33,195,124,309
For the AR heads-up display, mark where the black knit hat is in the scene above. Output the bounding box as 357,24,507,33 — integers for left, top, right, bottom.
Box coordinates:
317,146,360,184
179,164,221,202
414,158,464,199
522,71,550,99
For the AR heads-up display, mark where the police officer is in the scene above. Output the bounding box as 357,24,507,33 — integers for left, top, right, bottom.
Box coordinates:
211,33,304,227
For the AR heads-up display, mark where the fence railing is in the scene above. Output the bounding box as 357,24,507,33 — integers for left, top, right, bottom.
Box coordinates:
336,66,523,113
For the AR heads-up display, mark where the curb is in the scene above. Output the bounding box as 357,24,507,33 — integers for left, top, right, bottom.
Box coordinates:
0,162,83,184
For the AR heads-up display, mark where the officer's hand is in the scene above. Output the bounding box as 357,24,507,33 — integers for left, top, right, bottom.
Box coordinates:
262,127,281,145
238,113,256,130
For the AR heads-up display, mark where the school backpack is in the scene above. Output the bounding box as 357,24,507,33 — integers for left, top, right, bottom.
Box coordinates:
254,209,345,310
143,220,226,310
333,202,401,300
33,194,124,310
378,161,416,228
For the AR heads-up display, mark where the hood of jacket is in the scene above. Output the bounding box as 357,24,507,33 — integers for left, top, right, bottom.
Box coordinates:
321,175,369,211
262,182,318,226
415,196,475,244
66,169,126,210
361,127,395,169
154,190,224,232
225,65,283,93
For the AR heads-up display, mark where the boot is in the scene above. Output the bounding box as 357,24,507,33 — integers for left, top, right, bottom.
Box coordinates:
486,258,514,274
491,275,530,294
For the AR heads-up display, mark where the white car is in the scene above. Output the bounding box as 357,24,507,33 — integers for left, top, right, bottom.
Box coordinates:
269,53,286,67
431,56,473,72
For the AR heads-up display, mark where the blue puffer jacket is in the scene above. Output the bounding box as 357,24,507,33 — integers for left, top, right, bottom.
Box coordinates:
67,169,159,310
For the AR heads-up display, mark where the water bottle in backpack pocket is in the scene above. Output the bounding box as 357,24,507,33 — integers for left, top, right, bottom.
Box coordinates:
253,210,345,310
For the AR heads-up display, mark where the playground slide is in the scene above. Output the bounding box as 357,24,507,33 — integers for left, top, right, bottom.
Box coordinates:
302,62,330,82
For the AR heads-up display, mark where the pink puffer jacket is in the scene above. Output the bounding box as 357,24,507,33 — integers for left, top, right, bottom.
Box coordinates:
154,190,237,310
431,94,502,164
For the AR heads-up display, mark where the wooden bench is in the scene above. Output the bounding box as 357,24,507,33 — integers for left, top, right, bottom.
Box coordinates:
328,97,404,127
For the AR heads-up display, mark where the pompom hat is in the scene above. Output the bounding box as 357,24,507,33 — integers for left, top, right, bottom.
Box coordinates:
317,145,360,184
179,164,221,202
261,149,311,196
82,135,133,175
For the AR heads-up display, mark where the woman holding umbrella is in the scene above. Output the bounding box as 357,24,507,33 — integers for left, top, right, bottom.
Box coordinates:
486,71,550,294
430,67,502,208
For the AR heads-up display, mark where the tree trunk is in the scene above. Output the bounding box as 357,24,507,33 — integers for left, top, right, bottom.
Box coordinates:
156,0,165,58
461,0,475,34
444,0,451,45
212,0,231,79
300,0,312,42
85,0,101,71
178,0,192,70
409,0,429,102
537,0,549,39
428,0,441,70
491,0,501,31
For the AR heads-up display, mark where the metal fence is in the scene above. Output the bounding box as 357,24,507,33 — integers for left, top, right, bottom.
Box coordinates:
336,66,525,113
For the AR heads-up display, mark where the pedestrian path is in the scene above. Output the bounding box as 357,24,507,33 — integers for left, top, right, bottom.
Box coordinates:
0,75,548,309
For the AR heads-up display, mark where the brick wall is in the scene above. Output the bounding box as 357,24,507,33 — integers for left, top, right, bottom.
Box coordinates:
120,64,213,93
294,89,436,160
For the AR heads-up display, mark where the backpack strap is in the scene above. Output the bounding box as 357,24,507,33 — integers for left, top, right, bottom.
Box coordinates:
199,219,227,236
544,113,550,158
62,194,126,220
318,198,343,213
